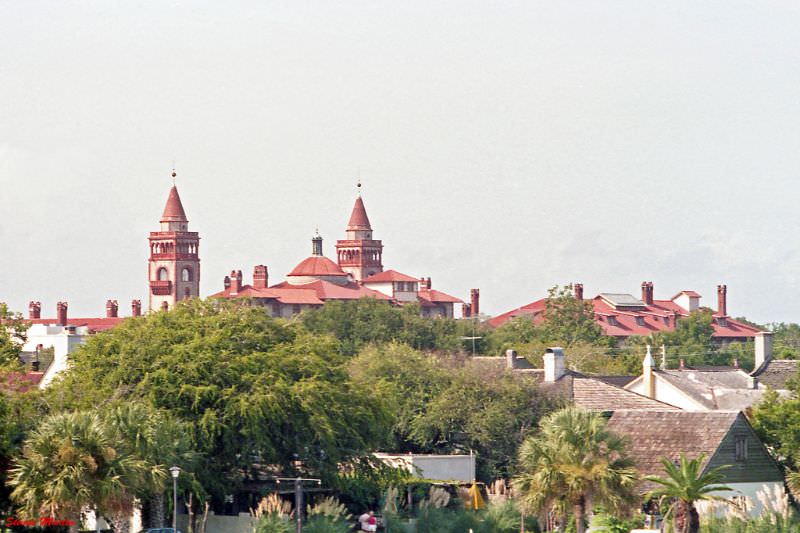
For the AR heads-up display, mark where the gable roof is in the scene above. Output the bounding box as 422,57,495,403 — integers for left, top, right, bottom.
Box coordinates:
607,411,738,483
751,359,799,390
418,288,463,305
363,270,420,283
571,377,679,411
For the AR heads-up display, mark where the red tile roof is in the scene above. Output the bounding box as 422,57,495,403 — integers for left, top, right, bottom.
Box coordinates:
490,293,762,340
363,270,420,283
161,185,188,222
418,288,463,304
287,256,348,277
27,317,126,332
211,279,391,306
347,197,372,231
1,371,45,393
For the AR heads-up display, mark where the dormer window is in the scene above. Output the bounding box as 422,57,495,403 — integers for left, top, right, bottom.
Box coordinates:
717,317,728,327
607,316,618,326
636,317,645,326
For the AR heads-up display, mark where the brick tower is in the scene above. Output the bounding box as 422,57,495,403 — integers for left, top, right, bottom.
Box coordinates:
148,173,200,311
335,187,383,282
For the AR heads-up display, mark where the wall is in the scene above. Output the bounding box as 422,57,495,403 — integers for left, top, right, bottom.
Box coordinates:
374,453,475,482
23,324,89,388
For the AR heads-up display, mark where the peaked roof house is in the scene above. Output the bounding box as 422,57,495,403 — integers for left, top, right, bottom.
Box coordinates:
607,410,785,515
469,348,680,412
490,282,762,343
624,338,792,411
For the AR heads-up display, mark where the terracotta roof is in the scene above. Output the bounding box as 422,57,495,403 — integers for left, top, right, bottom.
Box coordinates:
751,359,799,389
489,293,762,340
161,185,188,222
0,371,45,393
606,410,740,487
27,317,125,332
571,377,680,411
363,270,420,283
418,289,463,304
347,197,372,231
288,256,348,277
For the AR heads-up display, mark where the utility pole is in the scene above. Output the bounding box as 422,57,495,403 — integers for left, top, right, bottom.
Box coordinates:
274,477,322,533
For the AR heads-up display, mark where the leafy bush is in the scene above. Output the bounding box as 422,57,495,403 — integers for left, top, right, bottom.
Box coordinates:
254,513,294,533
302,515,351,533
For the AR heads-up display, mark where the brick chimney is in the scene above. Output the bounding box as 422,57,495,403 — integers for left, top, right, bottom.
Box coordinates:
56,302,68,326
544,347,566,382
131,300,142,317
470,289,480,317
421,277,432,290
106,300,119,318
717,284,727,316
462,303,472,318
229,270,242,294
642,281,654,305
574,283,584,300
28,301,41,319
253,265,269,290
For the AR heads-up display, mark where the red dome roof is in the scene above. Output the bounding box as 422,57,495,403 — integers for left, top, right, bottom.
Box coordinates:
288,256,348,277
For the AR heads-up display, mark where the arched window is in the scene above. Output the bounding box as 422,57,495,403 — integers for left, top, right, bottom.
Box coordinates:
181,267,193,282
157,267,169,281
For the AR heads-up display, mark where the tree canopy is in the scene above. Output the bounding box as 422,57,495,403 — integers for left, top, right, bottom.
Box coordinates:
46,299,391,501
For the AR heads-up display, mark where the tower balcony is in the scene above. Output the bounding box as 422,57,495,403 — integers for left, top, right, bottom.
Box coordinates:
150,280,172,295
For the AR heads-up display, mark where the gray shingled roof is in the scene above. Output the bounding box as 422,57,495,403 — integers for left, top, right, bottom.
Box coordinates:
572,378,679,411
656,369,762,411
606,411,739,488
595,375,637,388
751,359,799,389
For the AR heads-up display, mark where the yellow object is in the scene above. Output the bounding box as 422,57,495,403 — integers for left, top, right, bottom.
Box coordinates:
466,480,485,510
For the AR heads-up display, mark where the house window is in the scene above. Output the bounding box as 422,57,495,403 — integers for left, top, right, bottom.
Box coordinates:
157,267,169,281
735,437,748,461
181,267,193,282
607,316,618,326
636,317,645,326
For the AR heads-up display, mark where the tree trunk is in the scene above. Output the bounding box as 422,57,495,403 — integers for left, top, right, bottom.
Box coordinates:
687,504,700,533
149,492,166,528
573,499,586,533
672,500,698,533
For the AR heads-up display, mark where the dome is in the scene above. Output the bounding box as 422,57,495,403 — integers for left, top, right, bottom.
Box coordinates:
288,256,348,278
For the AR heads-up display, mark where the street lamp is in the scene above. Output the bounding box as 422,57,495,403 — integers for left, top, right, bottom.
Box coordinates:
169,466,181,532
274,477,322,533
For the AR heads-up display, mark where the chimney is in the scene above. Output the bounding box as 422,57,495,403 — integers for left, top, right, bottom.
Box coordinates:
253,265,269,290
421,277,432,290
229,270,242,294
131,300,142,317
470,289,480,317
574,283,584,300
223,275,231,290
717,284,727,316
506,349,518,370
642,281,654,305
28,301,41,319
56,302,68,326
462,303,472,318
754,331,774,370
543,347,566,382
643,345,656,398
106,300,119,318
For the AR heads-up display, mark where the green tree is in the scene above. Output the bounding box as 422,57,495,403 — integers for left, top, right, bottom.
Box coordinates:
0,303,27,368
513,407,638,533
301,298,482,355
645,454,731,533
538,285,608,346
102,402,196,530
766,322,800,359
47,299,390,502
751,388,800,468
9,411,149,533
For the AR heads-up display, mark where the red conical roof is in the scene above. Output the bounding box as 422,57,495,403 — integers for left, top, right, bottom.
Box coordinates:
347,197,372,231
161,186,188,222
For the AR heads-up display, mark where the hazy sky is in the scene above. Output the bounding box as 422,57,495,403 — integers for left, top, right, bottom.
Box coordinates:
2,1,800,323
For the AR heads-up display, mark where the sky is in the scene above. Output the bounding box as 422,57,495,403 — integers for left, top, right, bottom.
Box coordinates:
2,1,800,323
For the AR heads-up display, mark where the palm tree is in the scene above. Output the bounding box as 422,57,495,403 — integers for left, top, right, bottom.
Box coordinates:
103,402,195,530
513,407,638,533
8,411,148,533
645,454,731,533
